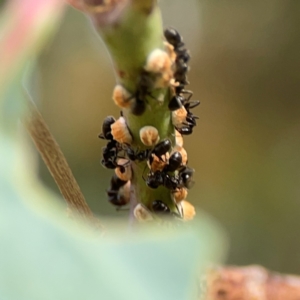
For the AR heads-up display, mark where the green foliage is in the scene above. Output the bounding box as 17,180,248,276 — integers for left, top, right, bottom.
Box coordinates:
0,1,227,299
0,188,226,299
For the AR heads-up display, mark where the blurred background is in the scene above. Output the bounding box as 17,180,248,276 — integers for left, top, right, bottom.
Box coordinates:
34,1,300,274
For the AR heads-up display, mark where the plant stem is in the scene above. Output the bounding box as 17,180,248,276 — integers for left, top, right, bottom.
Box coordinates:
69,0,180,216
23,92,103,229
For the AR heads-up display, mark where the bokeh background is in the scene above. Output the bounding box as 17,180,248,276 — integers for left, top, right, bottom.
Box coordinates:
34,1,300,274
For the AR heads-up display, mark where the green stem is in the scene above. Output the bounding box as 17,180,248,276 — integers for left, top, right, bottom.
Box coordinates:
88,1,179,215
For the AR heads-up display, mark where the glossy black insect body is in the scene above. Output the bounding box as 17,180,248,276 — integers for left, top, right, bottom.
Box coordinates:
125,146,149,162
130,71,155,116
176,48,190,63
168,94,184,111
183,100,200,110
101,140,118,169
164,28,190,89
164,27,194,102
179,167,195,189
164,28,184,50
164,151,182,172
152,200,183,219
107,191,127,207
146,171,164,189
131,98,146,116
149,139,172,166
101,140,128,170
174,93,199,133
174,62,189,85
106,174,129,207
176,126,193,135
164,174,180,190
181,99,200,132
152,200,171,214
99,115,127,170
185,112,198,127
98,116,115,140
175,61,188,75
110,173,127,190
101,158,116,169
151,139,171,158
146,170,180,191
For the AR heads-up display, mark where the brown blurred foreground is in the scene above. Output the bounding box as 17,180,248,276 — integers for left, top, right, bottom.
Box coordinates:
205,265,300,300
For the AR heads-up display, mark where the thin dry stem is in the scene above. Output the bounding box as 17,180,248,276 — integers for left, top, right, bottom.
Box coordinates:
23,94,102,229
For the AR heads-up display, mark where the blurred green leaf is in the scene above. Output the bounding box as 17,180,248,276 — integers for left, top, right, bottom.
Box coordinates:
0,182,227,300
0,0,65,100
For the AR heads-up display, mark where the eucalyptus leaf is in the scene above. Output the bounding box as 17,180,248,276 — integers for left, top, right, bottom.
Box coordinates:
0,177,226,300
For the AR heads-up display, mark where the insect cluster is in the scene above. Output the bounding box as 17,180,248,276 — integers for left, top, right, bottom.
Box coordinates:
99,28,199,222
165,28,200,136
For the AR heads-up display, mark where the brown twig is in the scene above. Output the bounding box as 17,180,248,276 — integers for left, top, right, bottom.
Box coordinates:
204,265,300,300
23,92,103,229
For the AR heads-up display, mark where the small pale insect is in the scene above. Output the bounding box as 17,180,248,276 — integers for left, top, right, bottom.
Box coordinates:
107,181,131,208
163,151,182,172
148,139,171,167
163,41,176,64
179,167,195,189
164,28,184,49
181,200,196,221
172,106,187,128
172,188,188,203
107,174,129,207
145,48,172,74
175,130,184,147
111,116,133,144
145,48,173,88
139,125,160,146
147,153,168,172
114,158,132,181
112,84,131,109
173,145,187,165
152,200,182,219
133,204,154,222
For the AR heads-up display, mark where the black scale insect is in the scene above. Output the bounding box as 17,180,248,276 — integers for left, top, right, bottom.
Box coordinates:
98,115,115,141
164,27,200,135
131,71,154,116
178,109,199,135
99,116,127,170
170,94,200,135
152,200,182,219
164,28,190,96
125,29,190,117
146,171,179,190
163,151,183,172
123,71,158,116
124,145,150,162
179,166,195,189
146,166,194,191
152,200,171,214
179,96,200,135
149,139,172,165
106,174,129,207
124,139,172,165
144,138,194,190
